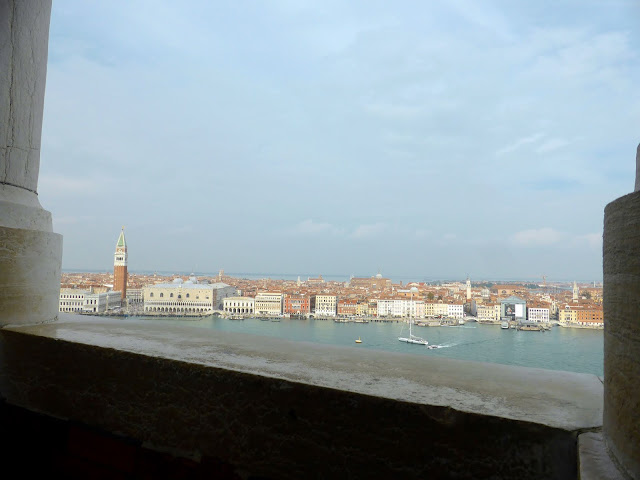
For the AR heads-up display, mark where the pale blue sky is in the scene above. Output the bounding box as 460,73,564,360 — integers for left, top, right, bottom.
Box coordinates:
40,0,640,282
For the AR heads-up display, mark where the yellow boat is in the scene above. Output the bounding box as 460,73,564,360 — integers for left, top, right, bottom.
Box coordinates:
355,337,362,344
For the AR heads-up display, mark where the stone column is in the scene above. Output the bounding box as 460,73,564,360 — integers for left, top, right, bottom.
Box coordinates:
0,0,62,326
602,142,640,479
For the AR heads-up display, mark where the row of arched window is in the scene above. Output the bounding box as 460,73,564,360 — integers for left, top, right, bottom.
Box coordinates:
148,292,208,300
145,307,209,314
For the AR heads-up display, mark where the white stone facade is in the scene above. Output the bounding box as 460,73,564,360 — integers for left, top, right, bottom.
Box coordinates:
477,304,500,322
142,279,235,315
126,288,143,304
376,299,424,318
59,289,122,313
254,292,283,316
312,295,337,317
447,304,464,319
527,307,550,323
223,297,255,315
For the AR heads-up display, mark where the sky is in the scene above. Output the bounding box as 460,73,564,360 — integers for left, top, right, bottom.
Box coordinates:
39,0,640,282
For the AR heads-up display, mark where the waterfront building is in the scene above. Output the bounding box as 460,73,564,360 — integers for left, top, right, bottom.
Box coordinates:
143,278,236,315
311,294,337,317
477,303,500,322
223,297,255,315
368,301,378,317
558,304,603,328
500,296,527,322
576,307,603,327
356,302,368,317
337,299,358,317
113,228,128,301
447,303,464,319
375,299,424,318
283,294,310,316
559,307,578,324
376,299,393,317
424,302,435,318
254,292,283,316
126,288,143,305
59,288,122,313
432,302,450,318
527,305,550,323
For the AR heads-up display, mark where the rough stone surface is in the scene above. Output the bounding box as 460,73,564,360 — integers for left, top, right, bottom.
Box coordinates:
578,432,626,480
604,190,640,480
0,0,62,326
636,143,640,192
0,316,604,479
0,0,51,194
0,225,62,326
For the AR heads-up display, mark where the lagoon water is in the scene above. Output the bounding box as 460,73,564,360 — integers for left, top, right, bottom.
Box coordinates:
135,316,604,377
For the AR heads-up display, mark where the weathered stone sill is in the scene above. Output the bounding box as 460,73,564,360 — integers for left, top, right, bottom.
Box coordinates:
0,314,604,479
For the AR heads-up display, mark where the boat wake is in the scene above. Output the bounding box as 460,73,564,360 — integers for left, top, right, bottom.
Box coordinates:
428,342,457,350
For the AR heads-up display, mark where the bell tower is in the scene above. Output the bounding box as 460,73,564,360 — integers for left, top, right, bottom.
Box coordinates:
114,227,128,300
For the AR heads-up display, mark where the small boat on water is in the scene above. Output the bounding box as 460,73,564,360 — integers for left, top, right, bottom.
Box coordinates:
355,337,362,344
501,321,509,329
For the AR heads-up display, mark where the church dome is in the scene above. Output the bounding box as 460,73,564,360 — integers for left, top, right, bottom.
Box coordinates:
172,278,183,284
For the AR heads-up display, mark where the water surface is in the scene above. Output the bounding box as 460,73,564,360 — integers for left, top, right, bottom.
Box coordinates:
133,316,603,376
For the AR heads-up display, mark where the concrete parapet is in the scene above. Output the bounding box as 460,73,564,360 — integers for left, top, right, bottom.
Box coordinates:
0,316,605,479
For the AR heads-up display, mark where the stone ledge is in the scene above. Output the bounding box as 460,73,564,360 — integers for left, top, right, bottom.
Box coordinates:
0,315,604,479
578,432,627,480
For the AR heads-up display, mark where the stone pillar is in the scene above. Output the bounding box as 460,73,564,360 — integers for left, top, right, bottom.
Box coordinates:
602,142,640,479
0,0,62,326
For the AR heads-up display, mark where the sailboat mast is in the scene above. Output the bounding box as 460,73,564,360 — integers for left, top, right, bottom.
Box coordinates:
409,292,413,337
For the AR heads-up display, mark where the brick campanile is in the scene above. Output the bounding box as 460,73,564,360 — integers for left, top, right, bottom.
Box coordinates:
113,227,128,300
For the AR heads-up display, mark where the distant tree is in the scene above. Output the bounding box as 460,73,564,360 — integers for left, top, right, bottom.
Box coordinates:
583,291,592,299
437,295,443,301
427,292,434,301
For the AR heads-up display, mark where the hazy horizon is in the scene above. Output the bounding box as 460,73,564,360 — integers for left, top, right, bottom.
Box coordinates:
61,267,595,286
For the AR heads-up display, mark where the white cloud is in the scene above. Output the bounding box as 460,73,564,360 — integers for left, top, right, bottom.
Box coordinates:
535,138,570,154
289,219,343,236
350,223,387,238
414,228,431,239
496,133,545,156
575,233,602,249
509,228,566,247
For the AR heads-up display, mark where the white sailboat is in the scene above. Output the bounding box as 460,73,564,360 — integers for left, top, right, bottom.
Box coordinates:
398,287,428,346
